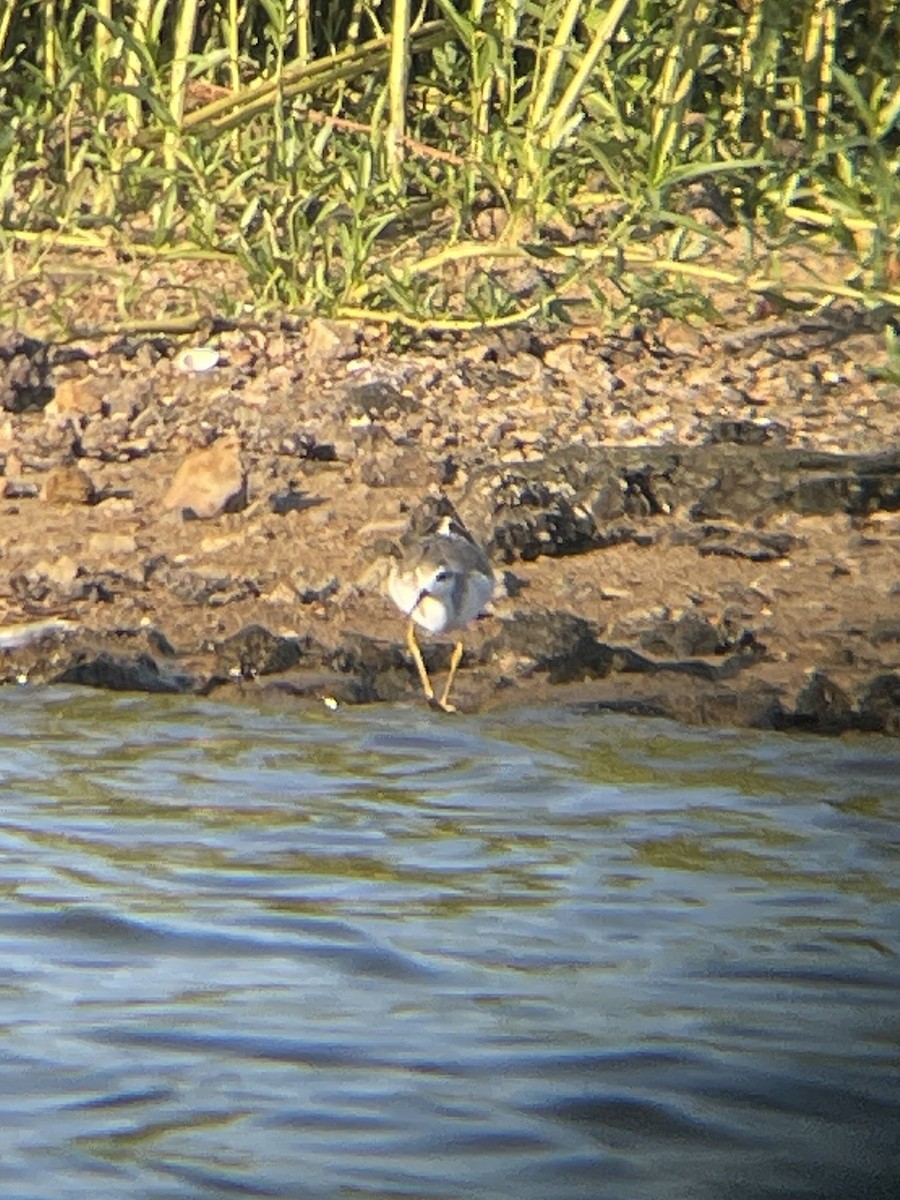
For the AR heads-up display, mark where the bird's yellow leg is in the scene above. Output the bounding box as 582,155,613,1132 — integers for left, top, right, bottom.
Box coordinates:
438,640,464,712
406,619,435,702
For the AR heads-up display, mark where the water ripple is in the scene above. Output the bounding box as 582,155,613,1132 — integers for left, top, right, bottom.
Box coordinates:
0,690,898,1199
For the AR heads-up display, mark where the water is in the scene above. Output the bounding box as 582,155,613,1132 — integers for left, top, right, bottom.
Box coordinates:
1,689,898,1200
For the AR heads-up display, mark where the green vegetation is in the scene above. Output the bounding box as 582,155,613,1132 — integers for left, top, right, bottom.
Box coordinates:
1,0,898,333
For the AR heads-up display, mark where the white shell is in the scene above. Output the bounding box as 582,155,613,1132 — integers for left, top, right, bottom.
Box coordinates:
174,346,220,373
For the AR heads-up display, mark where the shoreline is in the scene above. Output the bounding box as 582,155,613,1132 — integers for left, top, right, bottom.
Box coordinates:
1,310,898,736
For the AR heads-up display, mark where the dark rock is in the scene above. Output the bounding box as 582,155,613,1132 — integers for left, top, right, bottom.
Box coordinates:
488,611,647,683
215,624,302,678
640,611,722,658
792,671,857,732
10,558,84,604
687,452,791,523
590,479,627,521
55,651,188,693
459,360,529,390
3,480,40,499
688,525,801,561
465,445,899,565
705,419,787,445
858,674,900,734
345,381,419,418
148,561,261,607
0,621,75,685
281,432,337,461
696,683,789,730
146,627,177,656
569,679,787,730
0,330,53,412
329,634,415,701
483,470,600,561
795,457,900,516
622,459,679,516
291,569,339,604
871,620,900,644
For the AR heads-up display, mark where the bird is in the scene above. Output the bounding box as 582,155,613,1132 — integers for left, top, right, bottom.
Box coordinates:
387,507,494,712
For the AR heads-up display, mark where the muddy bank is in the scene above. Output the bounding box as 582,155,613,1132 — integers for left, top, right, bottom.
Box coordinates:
1,309,898,735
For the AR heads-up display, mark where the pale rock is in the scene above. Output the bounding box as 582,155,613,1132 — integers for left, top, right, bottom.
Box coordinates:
265,580,299,607
656,319,705,355
200,530,247,554
95,497,135,516
43,464,95,506
291,568,339,604
508,427,544,445
87,532,138,557
33,555,78,588
46,377,104,417
162,433,247,519
471,207,508,238
0,616,77,650
305,318,360,363
543,342,586,374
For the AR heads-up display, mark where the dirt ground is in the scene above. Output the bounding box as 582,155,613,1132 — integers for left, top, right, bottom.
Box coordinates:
1,251,898,734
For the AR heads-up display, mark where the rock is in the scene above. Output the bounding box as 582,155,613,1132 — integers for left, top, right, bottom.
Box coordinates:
169,569,259,607
705,419,787,445
640,611,722,658
794,454,900,517
3,479,39,499
792,671,856,731
656,319,706,356
46,377,104,416
329,633,413,702
162,433,247,519
43,464,96,506
858,674,900,734
78,414,143,462
462,445,900,566
0,331,52,412
871,619,900,644
345,381,420,419
11,555,82,603
305,318,361,363
543,341,588,374
55,651,189,693
686,525,802,561
0,617,77,651
488,611,644,683
359,447,429,488
291,568,339,604
215,624,302,677
481,467,601,561
86,532,139,557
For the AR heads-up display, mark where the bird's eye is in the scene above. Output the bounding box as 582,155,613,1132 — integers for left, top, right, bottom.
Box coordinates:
434,568,450,582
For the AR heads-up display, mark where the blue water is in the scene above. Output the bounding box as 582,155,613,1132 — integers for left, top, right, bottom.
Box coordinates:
0,689,898,1199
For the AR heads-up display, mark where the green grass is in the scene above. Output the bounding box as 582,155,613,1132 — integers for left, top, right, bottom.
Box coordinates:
1,0,898,336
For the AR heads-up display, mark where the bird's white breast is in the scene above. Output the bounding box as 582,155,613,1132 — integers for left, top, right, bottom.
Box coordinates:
388,559,493,634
